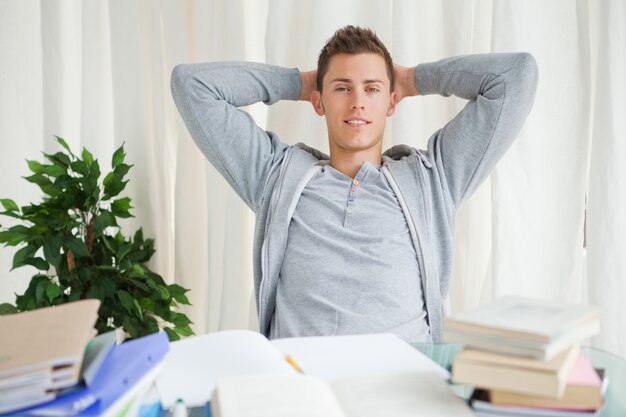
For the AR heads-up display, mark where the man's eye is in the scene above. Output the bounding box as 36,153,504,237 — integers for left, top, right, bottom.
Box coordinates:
367,87,380,93
335,87,348,92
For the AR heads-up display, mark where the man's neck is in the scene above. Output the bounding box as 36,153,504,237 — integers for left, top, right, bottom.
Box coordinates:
329,147,383,178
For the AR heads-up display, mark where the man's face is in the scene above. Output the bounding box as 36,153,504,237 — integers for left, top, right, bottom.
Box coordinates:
312,53,397,155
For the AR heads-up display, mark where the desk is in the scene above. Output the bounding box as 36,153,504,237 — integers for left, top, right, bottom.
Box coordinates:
182,344,625,417
414,344,626,417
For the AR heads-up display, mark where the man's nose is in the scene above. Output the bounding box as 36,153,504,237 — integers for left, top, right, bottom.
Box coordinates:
350,90,366,110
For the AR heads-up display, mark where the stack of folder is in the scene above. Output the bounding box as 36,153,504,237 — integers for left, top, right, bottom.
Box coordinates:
444,297,605,417
0,300,169,416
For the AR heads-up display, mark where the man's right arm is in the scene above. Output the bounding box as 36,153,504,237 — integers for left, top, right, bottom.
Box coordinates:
170,62,302,210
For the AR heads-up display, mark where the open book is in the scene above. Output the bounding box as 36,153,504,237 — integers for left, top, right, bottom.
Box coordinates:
212,371,473,417
155,330,457,413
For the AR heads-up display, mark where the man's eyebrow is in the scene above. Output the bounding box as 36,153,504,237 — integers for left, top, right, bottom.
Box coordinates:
330,78,386,85
330,78,353,84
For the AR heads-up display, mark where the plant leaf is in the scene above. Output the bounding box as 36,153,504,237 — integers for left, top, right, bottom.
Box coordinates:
23,173,53,188
65,237,90,257
155,285,170,300
0,210,22,219
12,245,38,270
111,197,133,218
103,174,128,200
27,160,44,174
27,160,65,177
43,151,71,167
82,148,94,167
0,303,18,315
132,299,143,321
116,243,134,261
99,277,116,298
133,228,144,243
128,264,146,279
94,211,116,237
86,283,105,300
46,283,61,302
97,264,117,272
174,324,194,337
168,284,191,305
54,136,75,157
43,164,67,177
164,327,180,341
0,232,28,246
112,144,125,168
0,199,19,213
116,290,135,314
112,197,132,210
114,163,132,178
70,160,88,176
35,278,49,304
23,257,50,271
43,238,62,269
68,290,81,302
171,312,192,327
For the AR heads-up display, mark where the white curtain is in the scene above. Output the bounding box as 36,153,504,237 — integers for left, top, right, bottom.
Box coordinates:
0,0,623,357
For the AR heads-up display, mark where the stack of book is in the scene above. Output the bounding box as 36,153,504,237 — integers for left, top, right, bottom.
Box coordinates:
0,299,169,416
444,297,605,417
0,299,100,413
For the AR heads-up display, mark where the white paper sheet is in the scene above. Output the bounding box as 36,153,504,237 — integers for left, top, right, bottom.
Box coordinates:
155,330,295,408
270,333,449,382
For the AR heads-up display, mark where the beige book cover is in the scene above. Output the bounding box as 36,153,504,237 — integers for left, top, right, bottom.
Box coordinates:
0,299,100,381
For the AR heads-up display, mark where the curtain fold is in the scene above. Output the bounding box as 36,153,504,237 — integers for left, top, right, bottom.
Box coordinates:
0,0,623,357
0,0,44,303
489,0,591,301
587,0,626,357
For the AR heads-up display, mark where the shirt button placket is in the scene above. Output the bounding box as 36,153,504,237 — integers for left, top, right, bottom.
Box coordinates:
344,179,359,227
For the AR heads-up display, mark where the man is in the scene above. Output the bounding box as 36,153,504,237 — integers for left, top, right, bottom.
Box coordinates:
171,26,538,343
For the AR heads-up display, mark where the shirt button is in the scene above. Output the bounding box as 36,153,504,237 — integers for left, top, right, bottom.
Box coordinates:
346,208,352,214
353,179,360,186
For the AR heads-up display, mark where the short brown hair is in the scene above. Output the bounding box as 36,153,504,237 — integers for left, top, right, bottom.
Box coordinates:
317,25,394,92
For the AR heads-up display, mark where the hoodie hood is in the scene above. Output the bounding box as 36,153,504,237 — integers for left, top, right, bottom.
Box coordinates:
295,142,421,164
383,144,420,161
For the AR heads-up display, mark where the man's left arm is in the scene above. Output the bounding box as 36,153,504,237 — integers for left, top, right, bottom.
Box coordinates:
396,53,539,208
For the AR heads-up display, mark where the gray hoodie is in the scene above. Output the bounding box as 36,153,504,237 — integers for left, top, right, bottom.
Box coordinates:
170,52,538,342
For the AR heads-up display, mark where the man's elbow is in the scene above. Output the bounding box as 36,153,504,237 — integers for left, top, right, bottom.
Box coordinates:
516,52,539,91
170,64,192,97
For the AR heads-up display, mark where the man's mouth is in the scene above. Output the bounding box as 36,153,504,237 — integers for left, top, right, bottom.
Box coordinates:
344,118,370,127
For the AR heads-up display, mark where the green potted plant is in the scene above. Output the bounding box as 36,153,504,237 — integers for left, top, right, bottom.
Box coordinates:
0,137,193,341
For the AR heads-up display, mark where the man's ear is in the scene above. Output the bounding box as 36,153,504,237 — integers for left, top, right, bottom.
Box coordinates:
387,91,398,117
311,90,325,116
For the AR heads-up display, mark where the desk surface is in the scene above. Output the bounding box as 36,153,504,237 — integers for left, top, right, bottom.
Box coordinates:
414,344,626,417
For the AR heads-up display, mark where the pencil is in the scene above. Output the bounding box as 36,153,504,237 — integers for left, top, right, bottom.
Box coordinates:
285,354,304,374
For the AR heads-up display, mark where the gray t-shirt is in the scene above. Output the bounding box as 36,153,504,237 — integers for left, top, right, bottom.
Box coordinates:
271,161,432,344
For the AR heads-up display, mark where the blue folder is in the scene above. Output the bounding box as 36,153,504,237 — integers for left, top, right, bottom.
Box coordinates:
18,331,169,416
